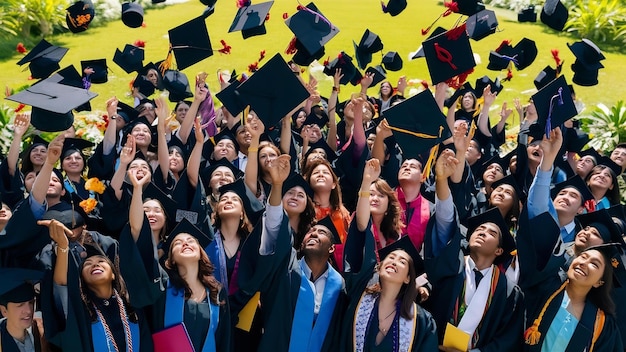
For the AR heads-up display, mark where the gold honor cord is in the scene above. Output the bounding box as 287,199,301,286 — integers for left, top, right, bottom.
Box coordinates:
387,125,446,182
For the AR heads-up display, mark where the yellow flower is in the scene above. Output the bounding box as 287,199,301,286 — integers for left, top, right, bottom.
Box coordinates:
84,177,106,194
79,198,98,214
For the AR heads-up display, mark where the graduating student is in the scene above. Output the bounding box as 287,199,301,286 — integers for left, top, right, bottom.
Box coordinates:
245,152,345,351
424,149,524,352
0,268,47,352
341,158,438,351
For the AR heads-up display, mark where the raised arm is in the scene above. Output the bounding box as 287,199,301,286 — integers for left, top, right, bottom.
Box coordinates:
359,72,373,96
495,101,513,135
7,113,30,177
355,159,381,232
178,84,208,144
371,118,393,165
102,97,120,154
128,164,151,241
31,134,64,205
326,69,342,152
279,111,292,155
526,128,563,220
38,219,71,285
244,116,265,196
186,118,204,189
451,120,474,184
477,85,496,137
259,154,291,255
155,97,171,181
110,136,136,201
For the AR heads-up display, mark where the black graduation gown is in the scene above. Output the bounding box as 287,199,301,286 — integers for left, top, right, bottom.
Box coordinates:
0,158,26,210
340,220,439,351
118,221,231,352
423,215,524,352
334,139,369,212
0,319,41,352
86,142,117,181
241,209,345,352
517,211,624,351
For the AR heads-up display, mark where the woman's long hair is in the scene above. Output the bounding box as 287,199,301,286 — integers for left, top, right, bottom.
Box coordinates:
372,179,405,240
586,250,616,315
79,255,138,323
165,236,223,305
143,198,170,244
212,192,252,238
303,159,344,212
366,251,418,319
585,165,620,206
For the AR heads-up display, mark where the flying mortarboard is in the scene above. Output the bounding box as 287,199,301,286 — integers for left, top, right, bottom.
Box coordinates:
303,105,329,128
113,44,145,74
383,90,451,176
66,0,95,33
512,38,538,70
233,53,310,128
215,81,246,116
422,28,476,85
365,65,387,87
409,27,446,60
378,235,425,274
550,176,594,202
323,52,359,86
81,59,108,84
16,39,69,79
163,70,193,103
0,269,43,306
121,2,144,28
166,16,213,71
381,0,408,16
353,29,384,70
518,5,537,22
466,207,515,264
285,2,339,59
465,9,498,41
53,65,92,112
456,0,486,16
6,80,97,132
529,75,577,140
291,40,325,66
540,0,568,31
534,65,561,90
382,51,403,72
474,76,503,98
568,39,605,87
229,1,274,39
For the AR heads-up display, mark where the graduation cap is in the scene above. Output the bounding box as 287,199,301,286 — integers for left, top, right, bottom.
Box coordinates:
166,16,213,71
81,59,108,84
218,178,265,224
0,268,43,306
478,154,508,177
578,148,601,164
466,9,498,41
200,157,244,192
66,0,95,33
291,40,325,66
116,101,139,123
378,235,425,274
534,65,560,90
353,29,384,70
570,63,601,87
512,38,538,70
42,209,85,230
53,65,92,112
229,1,273,39
518,4,537,22
564,127,590,154
6,80,97,132
162,70,193,103
568,39,605,87
304,140,337,162
303,105,329,128
551,176,594,202
16,39,69,79
381,0,407,16
577,209,622,244
466,207,515,264
422,28,476,85
215,81,246,116
212,128,240,153
365,65,387,87
113,44,144,74
323,52,359,86
282,173,313,198
285,2,339,61
474,76,503,98
540,0,568,31
597,156,622,177
234,53,310,128
444,81,473,108
132,75,155,98
121,2,144,28
409,27,446,60
62,137,94,160
314,215,341,244
486,40,516,71
163,218,212,254
491,174,523,201
142,182,178,229
382,51,403,72
608,205,626,236
383,90,451,178
528,75,577,140
456,0,486,16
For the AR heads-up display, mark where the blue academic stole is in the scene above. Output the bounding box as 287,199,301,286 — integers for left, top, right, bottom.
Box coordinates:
164,283,219,352
288,262,343,352
91,316,140,352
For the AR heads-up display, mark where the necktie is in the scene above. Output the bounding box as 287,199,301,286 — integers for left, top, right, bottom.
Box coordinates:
473,269,484,287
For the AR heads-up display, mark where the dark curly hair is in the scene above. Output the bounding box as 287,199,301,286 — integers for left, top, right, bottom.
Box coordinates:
164,234,224,305
584,248,615,315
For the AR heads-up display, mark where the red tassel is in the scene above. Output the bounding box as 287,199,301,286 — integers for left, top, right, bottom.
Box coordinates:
265,12,270,21
218,40,232,54
282,12,288,19
443,1,459,16
421,28,430,35
259,50,266,62
237,0,251,8
14,103,25,113
421,80,429,89
296,5,304,10
503,68,513,82
434,43,457,70
16,43,27,54
446,68,474,89
285,37,298,55
134,40,145,48
446,23,466,40
495,40,511,53
323,57,330,66
248,62,259,72
551,49,561,66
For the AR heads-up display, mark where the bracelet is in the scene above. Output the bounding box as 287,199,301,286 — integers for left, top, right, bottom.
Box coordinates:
110,114,118,120
57,245,69,254
248,147,259,152
358,191,371,198
332,86,340,93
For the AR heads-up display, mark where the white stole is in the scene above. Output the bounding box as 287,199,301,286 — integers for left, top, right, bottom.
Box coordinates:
457,256,493,349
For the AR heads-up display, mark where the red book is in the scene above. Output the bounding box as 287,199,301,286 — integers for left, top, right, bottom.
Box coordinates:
152,323,194,352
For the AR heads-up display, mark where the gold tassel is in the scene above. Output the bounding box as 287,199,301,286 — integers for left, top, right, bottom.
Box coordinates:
159,50,174,75
524,319,541,345
421,144,439,183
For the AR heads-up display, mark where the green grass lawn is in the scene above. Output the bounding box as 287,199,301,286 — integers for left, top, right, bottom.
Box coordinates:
1,0,624,129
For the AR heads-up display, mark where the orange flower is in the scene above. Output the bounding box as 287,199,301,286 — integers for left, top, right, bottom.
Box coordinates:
84,177,106,194
79,198,98,214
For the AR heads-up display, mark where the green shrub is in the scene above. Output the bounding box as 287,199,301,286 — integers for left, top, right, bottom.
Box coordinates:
580,100,626,153
3,0,67,38
565,0,626,43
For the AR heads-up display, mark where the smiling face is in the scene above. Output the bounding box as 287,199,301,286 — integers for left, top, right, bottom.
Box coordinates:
567,249,606,288
379,249,412,285
81,255,115,289
553,187,584,217
309,164,336,193
170,233,202,263
0,204,12,224
299,224,334,258
369,183,390,216
209,166,235,194
587,167,615,194
235,126,252,149
576,156,596,178
128,159,152,181
468,222,503,259
168,147,185,174
282,186,307,216
610,147,626,172
47,172,65,199
131,123,152,148
143,199,166,234
380,82,393,99
213,139,237,162
1,300,34,332
259,145,279,173
62,151,85,175
30,145,47,167
574,226,605,252
217,191,244,220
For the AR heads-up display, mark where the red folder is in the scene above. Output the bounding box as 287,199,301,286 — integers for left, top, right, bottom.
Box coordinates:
152,322,195,352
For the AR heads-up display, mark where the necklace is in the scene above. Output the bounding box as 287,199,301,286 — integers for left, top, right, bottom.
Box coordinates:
190,289,207,302
378,308,396,334
92,289,133,352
